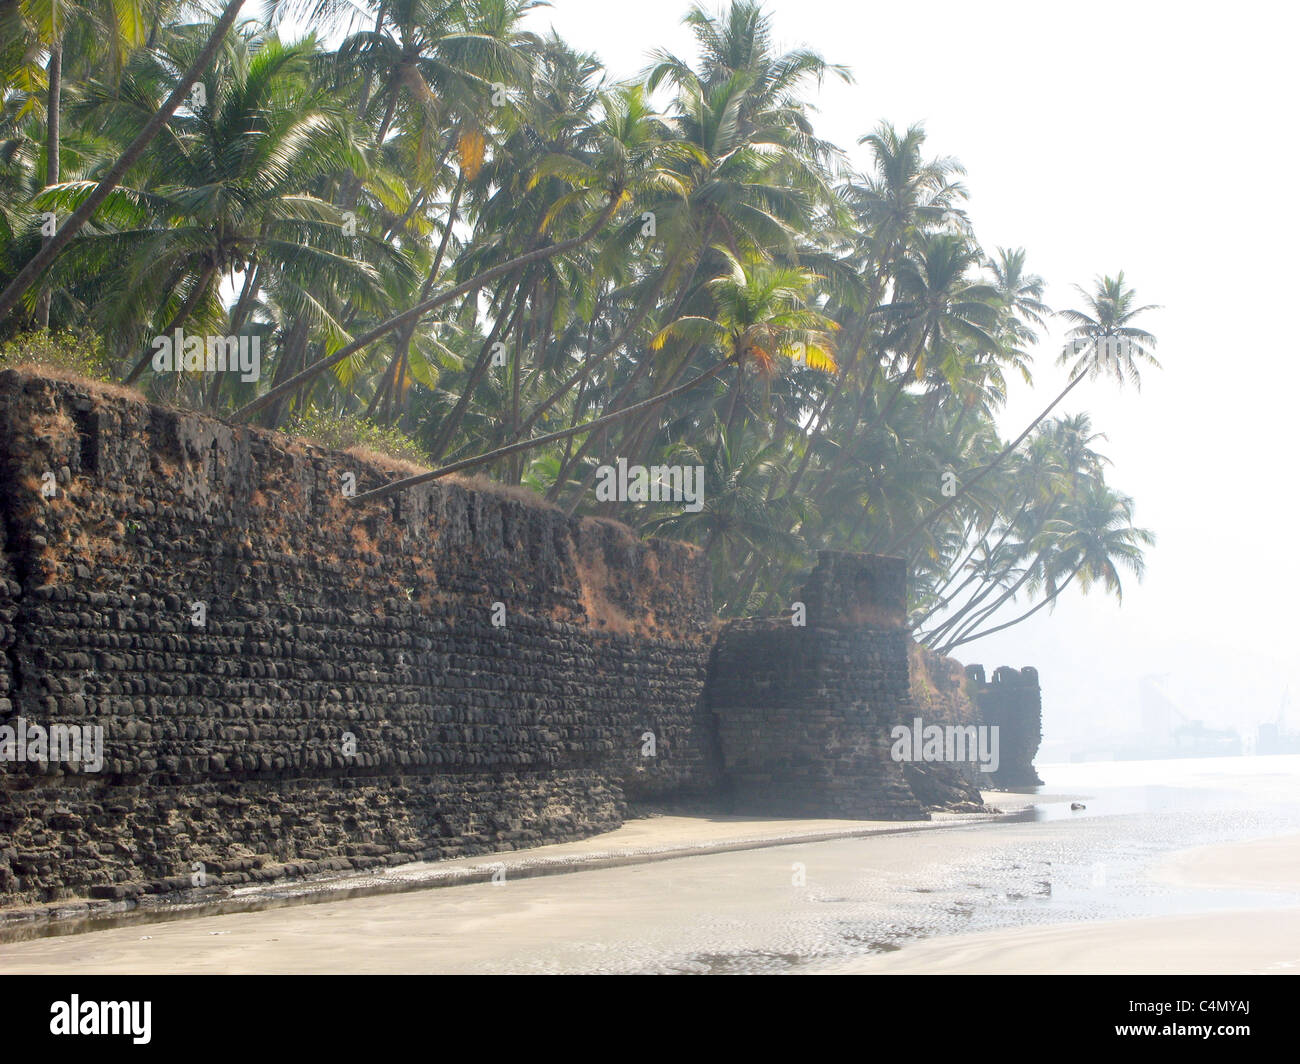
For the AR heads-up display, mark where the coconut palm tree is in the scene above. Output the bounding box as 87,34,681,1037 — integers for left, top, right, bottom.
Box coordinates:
0,0,249,325
7,0,153,326
34,32,392,408
883,272,1159,554
648,247,836,434
941,480,1153,651
641,426,808,612
0,0,1160,634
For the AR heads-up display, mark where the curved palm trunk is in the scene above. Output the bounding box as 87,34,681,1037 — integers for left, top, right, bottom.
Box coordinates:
0,0,249,322
556,332,708,515
549,215,716,481
365,337,404,420
941,566,1079,653
920,505,1057,642
925,551,1044,648
428,275,529,460
366,172,465,421
234,192,622,423
548,220,718,497
350,352,739,505
257,314,311,429
507,278,537,448
512,260,675,446
516,283,560,401
35,37,62,329
124,260,218,384
616,339,706,463
720,359,745,437
910,502,1029,631
551,347,661,507
883,368,1089,555
546,367,594,503
207,262,262,408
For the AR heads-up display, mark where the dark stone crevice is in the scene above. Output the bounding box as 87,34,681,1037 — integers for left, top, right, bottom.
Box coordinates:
0,373,1040,910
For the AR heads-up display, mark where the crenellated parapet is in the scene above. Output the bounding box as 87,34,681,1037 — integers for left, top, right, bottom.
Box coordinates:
706,552,984,820
965,664,1044,787
1,372,1026,909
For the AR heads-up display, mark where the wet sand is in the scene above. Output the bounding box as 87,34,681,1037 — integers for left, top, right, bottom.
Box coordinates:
2,762,1297,974
1,791,1046,934
3,813,1295,974
817,907,1300,974
824,832,1300,974
1157,833,1300,893
0,804,1043,973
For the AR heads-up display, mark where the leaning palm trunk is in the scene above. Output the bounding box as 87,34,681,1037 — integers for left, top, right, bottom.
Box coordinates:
351,353,741,505
234,194,623,422
924,551,1044,648
366,173,466,422
940,566,1080,653
124,261,219,383
428,274,528,460
511,265,674,447
0,0,249,323
910,504,1029,632
883,368,1089,555
547,240,709,498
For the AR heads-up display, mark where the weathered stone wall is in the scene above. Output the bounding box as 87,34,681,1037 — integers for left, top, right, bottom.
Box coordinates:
0,372,1032,909
0,371,717,904
706,554,983,820
966,664,1044,787
905,643,988,807
706,620,924,819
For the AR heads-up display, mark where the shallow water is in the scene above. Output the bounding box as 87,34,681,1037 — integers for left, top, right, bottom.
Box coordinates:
3,755,1298,973
560,755,1300,974
682,756,1300,974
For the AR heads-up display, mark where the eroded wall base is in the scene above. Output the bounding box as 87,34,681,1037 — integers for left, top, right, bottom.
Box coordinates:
1,373,1023,908
0,371,714,904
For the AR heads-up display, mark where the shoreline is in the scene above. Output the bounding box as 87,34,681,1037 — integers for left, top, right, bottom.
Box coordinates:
816,830,1300,974
3,800,1297,974
1,790,1063,942
812,906,1300,975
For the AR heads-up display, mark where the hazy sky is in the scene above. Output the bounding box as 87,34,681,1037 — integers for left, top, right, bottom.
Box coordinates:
277,1,1300,744
512,0,1299,745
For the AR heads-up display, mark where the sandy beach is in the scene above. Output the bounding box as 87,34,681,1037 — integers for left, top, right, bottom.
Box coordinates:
3,762,1298,974
0,802,1042,974
2,811,1296,974
817,907,1300,974
822,832,1300,974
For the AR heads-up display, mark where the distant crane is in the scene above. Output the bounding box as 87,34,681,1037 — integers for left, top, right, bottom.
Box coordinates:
1139,673,1239,756
1258,687,1300,755
1139,673,1183,733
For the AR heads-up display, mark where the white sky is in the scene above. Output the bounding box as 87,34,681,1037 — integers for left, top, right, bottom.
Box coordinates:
274,1,1300,743
516,0,1300,745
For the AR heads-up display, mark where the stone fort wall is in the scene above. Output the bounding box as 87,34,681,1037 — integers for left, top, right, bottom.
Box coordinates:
0,371,717,904
965,664,1044,787
0,370,1040,908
